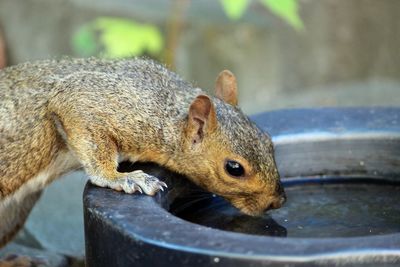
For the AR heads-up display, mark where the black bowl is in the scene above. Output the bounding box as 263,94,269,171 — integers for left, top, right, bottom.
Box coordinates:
84,108,400,267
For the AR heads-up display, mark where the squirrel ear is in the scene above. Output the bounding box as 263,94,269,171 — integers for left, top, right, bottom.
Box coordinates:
187,95,217,145
215,70,238,106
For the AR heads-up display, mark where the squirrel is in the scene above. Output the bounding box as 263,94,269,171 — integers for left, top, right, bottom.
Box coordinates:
0,58,286,248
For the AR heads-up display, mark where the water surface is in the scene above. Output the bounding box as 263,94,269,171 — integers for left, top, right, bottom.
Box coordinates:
171,180,400,238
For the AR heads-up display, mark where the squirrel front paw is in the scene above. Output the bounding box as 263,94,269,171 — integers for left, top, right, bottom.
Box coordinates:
90,170,167,196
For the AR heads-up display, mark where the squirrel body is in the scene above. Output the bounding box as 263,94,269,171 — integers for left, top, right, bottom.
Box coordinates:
0,58,285,247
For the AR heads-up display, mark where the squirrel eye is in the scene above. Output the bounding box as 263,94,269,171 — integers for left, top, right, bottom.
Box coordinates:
225,160,245,177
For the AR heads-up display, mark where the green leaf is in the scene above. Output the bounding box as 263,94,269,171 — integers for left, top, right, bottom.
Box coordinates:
95,18,163,58
220,0,250,20
72,25,98,57
72,17,164,58
261,0,304,31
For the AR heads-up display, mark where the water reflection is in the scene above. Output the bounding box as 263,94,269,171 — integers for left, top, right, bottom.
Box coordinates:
171,180,400,238
171,195,287,237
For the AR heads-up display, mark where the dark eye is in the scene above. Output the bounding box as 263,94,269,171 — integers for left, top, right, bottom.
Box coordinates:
225,160,245,177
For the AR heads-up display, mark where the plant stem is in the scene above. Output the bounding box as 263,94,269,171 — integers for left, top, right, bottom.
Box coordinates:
0,26,6,68
165,0,190,70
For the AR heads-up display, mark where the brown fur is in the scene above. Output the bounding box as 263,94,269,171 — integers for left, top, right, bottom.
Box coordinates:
0,58,285,248
0,191,42,247
0,254,46,267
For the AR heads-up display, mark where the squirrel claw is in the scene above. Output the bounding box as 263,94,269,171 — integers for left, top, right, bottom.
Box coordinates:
159,181,168,188
134,184,143,194
157,181,168,192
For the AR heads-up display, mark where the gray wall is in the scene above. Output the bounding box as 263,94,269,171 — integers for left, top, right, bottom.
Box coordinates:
1,0,399,113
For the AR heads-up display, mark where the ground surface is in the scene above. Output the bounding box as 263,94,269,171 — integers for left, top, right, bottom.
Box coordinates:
0,172,87,267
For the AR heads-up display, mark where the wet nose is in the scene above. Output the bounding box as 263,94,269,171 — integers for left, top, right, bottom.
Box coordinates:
277,192,287,207
265,193,287,211
276,182,286,205
276,182,285,195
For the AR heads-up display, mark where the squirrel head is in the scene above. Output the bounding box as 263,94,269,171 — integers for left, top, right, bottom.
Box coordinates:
179,70,286,216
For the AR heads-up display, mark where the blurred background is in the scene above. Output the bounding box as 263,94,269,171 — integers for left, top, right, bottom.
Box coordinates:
0,1,400,266
1,0,399,114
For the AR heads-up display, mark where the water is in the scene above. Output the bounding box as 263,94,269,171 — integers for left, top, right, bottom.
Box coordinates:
171,180,400,238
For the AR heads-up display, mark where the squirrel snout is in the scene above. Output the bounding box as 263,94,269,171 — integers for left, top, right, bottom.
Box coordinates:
276,193,287,208
264,192,286,211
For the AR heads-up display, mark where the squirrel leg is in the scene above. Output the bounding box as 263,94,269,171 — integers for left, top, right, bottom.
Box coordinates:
65,131,167,195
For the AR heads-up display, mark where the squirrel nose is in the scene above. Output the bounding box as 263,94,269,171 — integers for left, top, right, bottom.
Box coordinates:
277,193,287,207
276,182,285,195
264,193,286,211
